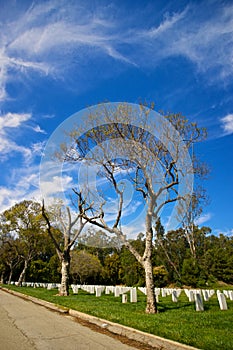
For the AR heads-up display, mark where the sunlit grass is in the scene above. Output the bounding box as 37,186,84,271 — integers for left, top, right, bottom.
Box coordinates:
2,285,233,350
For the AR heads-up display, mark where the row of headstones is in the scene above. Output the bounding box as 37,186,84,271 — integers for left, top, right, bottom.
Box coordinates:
139,286,233,311
186,288,233,311
71,284,138,303
11,281,60,289
74,284,233,311
11,281,232,311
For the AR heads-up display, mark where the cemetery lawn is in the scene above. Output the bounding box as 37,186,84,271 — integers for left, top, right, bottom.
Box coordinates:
2,285,233,350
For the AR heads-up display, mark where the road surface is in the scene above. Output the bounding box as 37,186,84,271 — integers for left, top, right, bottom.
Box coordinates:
0,289,138,350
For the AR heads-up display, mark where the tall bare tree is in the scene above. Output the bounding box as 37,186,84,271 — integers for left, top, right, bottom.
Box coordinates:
56,102,206,313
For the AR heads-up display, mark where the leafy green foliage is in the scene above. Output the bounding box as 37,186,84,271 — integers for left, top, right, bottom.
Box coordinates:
70,250,103,284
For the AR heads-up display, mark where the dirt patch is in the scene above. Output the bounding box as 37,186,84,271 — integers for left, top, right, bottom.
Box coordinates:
70,315,163,350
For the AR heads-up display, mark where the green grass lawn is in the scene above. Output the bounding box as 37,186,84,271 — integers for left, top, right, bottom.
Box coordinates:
2,284,233,350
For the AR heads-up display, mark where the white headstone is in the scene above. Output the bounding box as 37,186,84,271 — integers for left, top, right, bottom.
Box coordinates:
114,287,120,297
130,287,137,302
195,292,204,311
47,283,53,290
71,285,79,294
202,290,209,301
217,292,228,310
189,290,194,302
161,288,166,297
228,291,233,301
172,290,178,302
96,287,102,297
122,294,127,303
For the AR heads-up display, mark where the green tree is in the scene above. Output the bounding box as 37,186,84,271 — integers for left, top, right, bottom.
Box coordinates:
203,234,233,284
70,250,103,284
1,201,46,285
120,245,145,286
104,252,122,285
181,257,200,287
155,219,187,284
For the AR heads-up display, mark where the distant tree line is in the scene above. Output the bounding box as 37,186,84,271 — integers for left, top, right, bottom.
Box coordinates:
0,200,232,288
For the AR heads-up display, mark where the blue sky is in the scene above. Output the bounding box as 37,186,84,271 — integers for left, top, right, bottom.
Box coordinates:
0,0,233,237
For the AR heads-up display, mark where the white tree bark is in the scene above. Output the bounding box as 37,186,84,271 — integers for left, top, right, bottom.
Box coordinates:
59,253,70,296
17,259,28,286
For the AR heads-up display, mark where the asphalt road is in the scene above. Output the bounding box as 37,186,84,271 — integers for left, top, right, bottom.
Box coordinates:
0,289,137,350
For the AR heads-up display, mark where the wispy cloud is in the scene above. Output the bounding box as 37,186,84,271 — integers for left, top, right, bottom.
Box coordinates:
0,112,32,161
0,112,47,162
144,7,189,39
0,112,31,129
32,125,47,134
195,212,212,226
0,166,41,212
0,1,131,100
136,2,233,83
31,141,47,156
1,1,233,101
220,114,233,135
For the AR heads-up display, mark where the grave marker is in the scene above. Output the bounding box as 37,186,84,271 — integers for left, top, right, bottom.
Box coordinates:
122,294,127,303
217,292,228,310
130,287,137,302
195,292,204,311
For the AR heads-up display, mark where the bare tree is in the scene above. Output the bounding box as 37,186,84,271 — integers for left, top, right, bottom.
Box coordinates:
55,102,206,313
182,187,209,260
42,199,91,296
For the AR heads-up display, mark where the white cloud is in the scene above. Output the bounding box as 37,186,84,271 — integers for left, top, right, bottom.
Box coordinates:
213,228,233,237
145,8,189,38
40,174,74,206
136,2,233,82
121,216,146,239
32,125,47,134
1,1,232,101
31,141,46,155
0,112,31,129
194,213,212,226
0,1,131,100
0,112,32,161
0,166,41,213
220,114,233,135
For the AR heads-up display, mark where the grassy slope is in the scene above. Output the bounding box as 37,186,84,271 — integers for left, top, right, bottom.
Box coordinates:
2,285,233,350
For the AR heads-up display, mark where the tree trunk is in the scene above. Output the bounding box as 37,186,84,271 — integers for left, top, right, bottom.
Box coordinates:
143,199,157,314
17,260,28,286
144,258,157,313
0,271,5,284
8,268,13,285
59,252,70,296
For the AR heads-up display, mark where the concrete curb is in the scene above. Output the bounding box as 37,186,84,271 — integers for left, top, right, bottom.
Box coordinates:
0,287,199,350
0,287,69,314
68,309,199,350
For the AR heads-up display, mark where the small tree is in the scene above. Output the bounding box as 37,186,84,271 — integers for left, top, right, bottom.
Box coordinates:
42,200,90,296
70,250,102,284
0,201,46,285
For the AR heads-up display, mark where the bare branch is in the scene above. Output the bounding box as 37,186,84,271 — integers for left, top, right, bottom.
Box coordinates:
41,200,62,256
